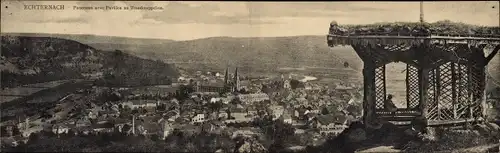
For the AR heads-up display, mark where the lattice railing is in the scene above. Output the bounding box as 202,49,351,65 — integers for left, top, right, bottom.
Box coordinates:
455,63,470,119
469,64,484,118
406,64,420,108
375,65,386,109
436,62,454,120
427,68,438,120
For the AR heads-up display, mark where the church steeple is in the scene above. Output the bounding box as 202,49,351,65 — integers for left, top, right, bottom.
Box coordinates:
233,67,240,92
224,67,229,86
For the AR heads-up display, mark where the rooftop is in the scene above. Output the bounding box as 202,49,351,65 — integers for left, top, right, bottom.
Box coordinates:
316,114,348,125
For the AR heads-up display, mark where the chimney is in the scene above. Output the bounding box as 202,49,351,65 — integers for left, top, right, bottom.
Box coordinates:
132,115,135,135
25,118,29,130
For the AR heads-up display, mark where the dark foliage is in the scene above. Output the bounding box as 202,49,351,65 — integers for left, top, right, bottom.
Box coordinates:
290,79,301,90
175,85,194,101
331,20,500,36
262,119,296,152
1,36,178,88
5,130,235,153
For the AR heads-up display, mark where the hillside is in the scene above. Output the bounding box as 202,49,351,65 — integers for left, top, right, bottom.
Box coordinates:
3,33,175,47
0,35,178,88
90,35,363,74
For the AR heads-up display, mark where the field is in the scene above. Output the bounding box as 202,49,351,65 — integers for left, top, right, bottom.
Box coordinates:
0,80,72,103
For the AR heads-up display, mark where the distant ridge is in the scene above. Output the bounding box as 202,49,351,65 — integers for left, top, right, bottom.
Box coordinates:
89,35,363,74
2,33,176,45
1,33,363,76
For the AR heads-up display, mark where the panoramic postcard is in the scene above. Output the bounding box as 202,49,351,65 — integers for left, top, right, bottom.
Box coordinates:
1,1,499,152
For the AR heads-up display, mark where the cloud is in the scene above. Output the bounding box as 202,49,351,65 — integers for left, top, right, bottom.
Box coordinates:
140,2,395,25
141,2,280,25
245,2,388,18
2,1,498,41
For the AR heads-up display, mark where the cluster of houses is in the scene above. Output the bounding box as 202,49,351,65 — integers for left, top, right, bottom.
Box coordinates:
0,69,363,148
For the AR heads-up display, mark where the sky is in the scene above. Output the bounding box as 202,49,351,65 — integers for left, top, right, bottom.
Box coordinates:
1,1,499,40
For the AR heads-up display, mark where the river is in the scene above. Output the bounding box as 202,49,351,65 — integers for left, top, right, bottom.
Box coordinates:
300,76,318,82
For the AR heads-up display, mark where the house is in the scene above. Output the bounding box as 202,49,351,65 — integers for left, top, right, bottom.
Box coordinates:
164,110,180,122
75,118,92,127
99,110,119,118
218,110,228,120
210,97,222,103
92,122,115,133
194,82,227,93
122,100,140,109
237,93,270,104
52,124,70,134
201,122,217,133
88,111,98,119
191,113,205,123
270,105,284,119
122,100,159,110
145,100,158,108
294,107,308,120
246,106,258,117
113,118,129,132
163,121,174,139
280,110,293,124
232,127,262,139
178,76,187,82
142,122,162,136
312,114,348,136
219,97,233,104
127,124,145,135
306,106,320,114
305,112,318,122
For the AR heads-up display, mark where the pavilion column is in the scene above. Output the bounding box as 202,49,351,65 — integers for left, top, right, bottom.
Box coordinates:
417,43,431,126
468,46,487,119
362,61,378,128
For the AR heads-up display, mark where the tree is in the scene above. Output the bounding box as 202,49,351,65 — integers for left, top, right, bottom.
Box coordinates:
176,85,194,101
226,109,234,120
263,120,296,152
290,79,300,89
150,134,160,142
28,132,40,143
321,107,330,115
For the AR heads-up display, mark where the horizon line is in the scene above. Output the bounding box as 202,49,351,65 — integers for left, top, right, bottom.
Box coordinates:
0,32,327,41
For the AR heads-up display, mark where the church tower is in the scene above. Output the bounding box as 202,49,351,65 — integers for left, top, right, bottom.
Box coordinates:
283,74,291,89
233,67,240,92
224,67,229,85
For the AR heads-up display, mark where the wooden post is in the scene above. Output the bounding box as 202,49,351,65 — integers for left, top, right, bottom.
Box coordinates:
382,65,387,107
418,43,430,127
436,66,441,120
406,64,411,108
419,67,430,123
363,61,377,128
451,63,458,119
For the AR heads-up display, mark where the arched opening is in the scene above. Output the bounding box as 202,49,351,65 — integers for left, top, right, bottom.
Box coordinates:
385,62,408,108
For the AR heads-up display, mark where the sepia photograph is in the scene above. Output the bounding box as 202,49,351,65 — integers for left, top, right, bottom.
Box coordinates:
1,1,499,152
